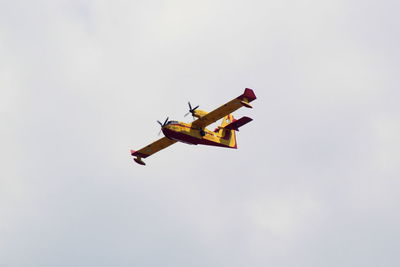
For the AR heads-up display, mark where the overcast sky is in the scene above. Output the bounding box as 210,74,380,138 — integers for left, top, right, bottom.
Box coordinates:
1,0,399,266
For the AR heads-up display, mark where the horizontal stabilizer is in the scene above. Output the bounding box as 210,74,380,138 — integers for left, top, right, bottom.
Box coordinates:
224,116,253,131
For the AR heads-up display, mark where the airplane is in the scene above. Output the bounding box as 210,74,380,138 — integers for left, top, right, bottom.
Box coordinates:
130,88,257,165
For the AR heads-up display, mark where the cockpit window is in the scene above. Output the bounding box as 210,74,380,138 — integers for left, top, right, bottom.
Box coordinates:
166,121,179,125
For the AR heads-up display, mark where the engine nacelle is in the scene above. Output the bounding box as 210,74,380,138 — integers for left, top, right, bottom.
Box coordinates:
193,109,208,119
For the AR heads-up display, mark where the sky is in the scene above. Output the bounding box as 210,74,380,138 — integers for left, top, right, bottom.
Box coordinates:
1,0,399,266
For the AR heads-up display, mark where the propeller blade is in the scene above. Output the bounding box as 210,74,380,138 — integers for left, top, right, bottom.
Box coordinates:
185,101,200,118
157,120,163,126
163,117,169,126
158,129,162,136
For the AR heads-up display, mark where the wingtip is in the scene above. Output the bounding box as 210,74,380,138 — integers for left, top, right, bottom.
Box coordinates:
243,88,257,101
131,150,148,158
237,88,257,103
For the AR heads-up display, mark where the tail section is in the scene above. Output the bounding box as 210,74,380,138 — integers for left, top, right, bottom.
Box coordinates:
216,114,254,148
218,114,238,148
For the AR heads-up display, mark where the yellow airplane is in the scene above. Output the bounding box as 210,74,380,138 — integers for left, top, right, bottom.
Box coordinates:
130,88,257,165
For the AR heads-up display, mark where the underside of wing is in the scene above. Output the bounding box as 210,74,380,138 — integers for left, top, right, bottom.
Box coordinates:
131,137,177,165
191,88,257,129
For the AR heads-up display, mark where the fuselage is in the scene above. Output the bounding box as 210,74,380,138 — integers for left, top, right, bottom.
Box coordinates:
161,121,237,148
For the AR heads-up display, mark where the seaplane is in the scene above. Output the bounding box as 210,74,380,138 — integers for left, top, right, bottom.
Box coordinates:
130,88,257,165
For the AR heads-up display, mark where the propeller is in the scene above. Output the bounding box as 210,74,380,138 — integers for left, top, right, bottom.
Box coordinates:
157,117,169,135
184,102,199,118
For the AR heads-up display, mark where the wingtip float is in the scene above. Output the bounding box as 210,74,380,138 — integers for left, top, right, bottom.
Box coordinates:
130,88,257,166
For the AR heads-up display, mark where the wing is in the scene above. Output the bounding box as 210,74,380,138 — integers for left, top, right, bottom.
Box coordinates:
130,137,177,165
191,88,257,129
